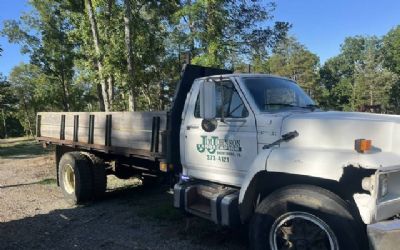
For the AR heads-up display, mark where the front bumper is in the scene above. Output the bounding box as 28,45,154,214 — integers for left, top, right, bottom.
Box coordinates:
368,219,400,250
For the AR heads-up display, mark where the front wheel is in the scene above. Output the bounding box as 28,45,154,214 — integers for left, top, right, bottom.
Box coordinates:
249,185,366,250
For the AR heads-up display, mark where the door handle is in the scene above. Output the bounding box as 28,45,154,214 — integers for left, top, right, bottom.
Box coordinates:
224,118,247,123
186,125,199,130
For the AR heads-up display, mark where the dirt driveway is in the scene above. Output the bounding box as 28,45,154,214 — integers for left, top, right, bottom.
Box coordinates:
0,138,247,250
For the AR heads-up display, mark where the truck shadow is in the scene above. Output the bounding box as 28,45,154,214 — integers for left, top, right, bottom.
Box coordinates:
0,184,248,250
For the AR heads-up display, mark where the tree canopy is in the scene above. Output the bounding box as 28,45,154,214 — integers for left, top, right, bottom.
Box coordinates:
1,1,400,138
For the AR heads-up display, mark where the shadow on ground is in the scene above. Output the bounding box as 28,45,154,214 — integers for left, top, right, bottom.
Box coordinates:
0,185,247,250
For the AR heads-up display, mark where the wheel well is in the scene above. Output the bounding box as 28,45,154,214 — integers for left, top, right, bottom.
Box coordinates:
239,167,374,223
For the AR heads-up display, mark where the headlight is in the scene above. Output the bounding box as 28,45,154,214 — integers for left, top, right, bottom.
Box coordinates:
379,174,388,198
361,176,373,192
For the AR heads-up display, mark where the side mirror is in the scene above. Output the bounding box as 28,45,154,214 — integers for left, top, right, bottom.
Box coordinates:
199,80,216,119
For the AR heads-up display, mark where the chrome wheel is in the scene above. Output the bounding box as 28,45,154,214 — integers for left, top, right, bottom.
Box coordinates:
269,212,339,250
63,164,75,194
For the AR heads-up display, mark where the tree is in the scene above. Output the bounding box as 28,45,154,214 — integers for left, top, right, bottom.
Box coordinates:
0,76,19,138
84,0,111,111
382,26,400,113
2,0,76,111
267,37,322,102
8,64,56,136
123,0,135,111
2,0,291,119
383,26,400,75
353,40,397,111
172,1,290,68
321,36,398,112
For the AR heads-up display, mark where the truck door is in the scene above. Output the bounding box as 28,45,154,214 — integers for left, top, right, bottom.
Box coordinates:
182,78,257,186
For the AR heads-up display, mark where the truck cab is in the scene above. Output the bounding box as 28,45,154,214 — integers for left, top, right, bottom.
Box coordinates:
174,72,400,250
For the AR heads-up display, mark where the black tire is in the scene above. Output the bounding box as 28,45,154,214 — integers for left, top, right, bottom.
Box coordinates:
249,185,367,250
83,153,107,199
58,152,93,204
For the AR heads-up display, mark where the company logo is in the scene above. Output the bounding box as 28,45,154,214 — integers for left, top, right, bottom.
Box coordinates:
196,136,242,155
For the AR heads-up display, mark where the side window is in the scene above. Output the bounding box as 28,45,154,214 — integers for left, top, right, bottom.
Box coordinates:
194,80,248,118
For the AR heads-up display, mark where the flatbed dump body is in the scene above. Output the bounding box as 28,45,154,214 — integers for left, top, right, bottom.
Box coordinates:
37,111,167,160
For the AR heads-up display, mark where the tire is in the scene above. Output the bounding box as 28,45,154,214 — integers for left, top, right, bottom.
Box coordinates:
58,152,93,204
83,153,107,199
249,185,366,250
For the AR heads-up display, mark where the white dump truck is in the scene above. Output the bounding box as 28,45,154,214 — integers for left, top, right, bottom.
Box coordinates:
37,64,400,250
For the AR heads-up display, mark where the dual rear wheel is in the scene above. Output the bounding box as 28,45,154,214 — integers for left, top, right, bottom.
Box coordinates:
58,152,106,204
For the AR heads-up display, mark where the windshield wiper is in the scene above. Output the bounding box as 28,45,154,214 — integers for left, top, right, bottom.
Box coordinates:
301,104,319,110
265,103,298,107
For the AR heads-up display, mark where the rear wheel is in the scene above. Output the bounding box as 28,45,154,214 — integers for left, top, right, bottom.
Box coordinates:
82,152,107,199
249,185,366,250
58,152,93,204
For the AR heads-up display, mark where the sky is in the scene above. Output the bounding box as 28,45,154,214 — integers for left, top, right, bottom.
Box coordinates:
1,0,400,76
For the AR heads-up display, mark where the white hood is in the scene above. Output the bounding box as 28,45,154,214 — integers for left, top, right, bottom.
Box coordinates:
282,111,400,155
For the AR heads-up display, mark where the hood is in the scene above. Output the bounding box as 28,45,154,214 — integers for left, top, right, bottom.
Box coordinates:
281,111,400,154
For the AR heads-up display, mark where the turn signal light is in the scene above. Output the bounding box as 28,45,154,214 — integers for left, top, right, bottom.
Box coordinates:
160,162,168,172
355,139,372,153
160,162,173,172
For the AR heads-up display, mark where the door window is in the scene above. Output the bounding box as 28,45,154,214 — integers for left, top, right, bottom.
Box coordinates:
194,80,248,118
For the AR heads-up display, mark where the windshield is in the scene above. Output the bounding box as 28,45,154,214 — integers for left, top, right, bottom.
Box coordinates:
242,77,316,112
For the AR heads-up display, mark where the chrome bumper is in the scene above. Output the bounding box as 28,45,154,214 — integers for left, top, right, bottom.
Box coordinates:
368,219,400,250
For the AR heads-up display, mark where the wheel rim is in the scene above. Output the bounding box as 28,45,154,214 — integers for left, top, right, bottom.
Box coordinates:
63,164,75,194
269,211,339,250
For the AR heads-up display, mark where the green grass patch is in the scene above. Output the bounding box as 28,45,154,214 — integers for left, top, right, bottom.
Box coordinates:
37,178,57,185
0,138,52,158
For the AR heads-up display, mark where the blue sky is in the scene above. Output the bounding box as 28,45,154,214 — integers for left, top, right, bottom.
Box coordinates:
273,0,400,63
1,0,400,76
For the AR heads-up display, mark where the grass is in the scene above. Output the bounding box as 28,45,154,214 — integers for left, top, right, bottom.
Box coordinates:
37,178,57,185
106,175,142,190
0,137,52,158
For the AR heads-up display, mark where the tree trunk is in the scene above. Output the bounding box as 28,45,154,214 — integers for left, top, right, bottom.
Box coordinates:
124,0,135,111
1,109,7,139
22,98,33,137
105,0,115,107
107,75,114,107
187,0,195,59
85,0,111,111
60,73,70,111
97,83,106,111
128,89,135,111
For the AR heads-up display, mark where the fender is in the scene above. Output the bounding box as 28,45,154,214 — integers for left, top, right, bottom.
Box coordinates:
238,147,400,224
239,147,379,204
239,148,272,204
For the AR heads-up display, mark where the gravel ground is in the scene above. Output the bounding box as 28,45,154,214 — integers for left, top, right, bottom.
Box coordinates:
0,139,247,250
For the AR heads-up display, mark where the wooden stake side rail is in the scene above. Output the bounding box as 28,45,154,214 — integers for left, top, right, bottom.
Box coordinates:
37,136,164,160
36,111,168,161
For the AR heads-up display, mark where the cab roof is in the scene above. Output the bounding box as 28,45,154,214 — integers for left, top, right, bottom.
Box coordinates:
197,73,296,83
